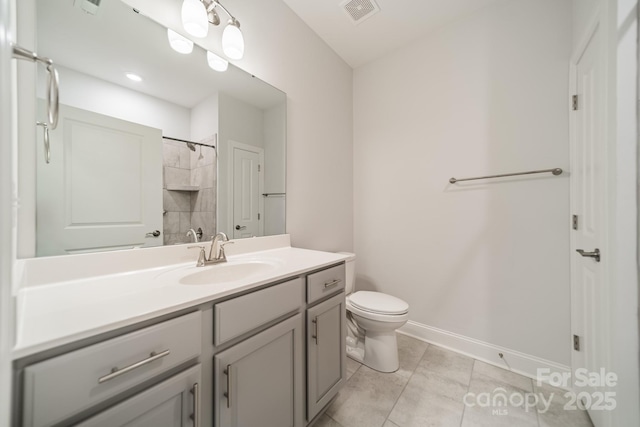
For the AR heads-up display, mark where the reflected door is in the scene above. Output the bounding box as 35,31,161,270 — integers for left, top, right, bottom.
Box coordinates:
231,143,263,239
37,103,163,256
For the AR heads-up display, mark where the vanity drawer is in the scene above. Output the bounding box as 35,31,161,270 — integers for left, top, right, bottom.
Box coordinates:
22,311,202,427
214,278,303,346
306,263,345,304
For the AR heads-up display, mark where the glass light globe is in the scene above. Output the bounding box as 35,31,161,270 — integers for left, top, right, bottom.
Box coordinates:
167,29,194,54
222,21,244,60
207,51,229,72
181,0,208,38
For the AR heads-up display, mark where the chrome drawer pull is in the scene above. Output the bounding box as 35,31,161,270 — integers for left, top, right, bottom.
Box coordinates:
224,364,232,408
190,382,200,427
324,279,341,289
98,349,170,383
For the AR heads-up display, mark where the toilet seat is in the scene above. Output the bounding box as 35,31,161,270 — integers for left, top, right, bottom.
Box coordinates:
348,291,409,315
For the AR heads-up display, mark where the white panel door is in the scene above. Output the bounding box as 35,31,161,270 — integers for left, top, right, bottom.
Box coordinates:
37,103,163,256
571,24,607,426
231,143,263,239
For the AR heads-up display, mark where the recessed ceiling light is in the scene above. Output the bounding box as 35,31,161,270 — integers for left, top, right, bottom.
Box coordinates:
125,73,143,82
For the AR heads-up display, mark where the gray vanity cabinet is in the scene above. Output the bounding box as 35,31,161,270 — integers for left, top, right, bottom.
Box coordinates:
76,365,201,427
306,292,346,421
214,314,303,427
20,312,202,427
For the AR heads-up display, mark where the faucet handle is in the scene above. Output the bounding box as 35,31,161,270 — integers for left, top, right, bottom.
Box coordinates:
188,245,207,267
219,241,234,259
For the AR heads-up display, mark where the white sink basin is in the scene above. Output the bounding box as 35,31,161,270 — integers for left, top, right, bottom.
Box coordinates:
178,260,279,285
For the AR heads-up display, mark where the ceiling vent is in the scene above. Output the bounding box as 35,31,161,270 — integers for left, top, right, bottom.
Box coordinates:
74,0,102,16
340,0,380,25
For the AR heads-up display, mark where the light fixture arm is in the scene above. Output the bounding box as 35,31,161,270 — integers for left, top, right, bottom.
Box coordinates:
202,0,239,27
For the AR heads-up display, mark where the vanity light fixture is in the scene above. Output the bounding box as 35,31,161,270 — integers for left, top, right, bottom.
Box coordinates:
125,73,143,82
221,18,244,60
167,28,194,54
181,0,209,38
207,51,229,72
180,0,245,60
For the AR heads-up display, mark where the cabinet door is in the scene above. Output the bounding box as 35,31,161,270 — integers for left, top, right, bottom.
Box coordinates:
214,314,303,427
307,292,346,421
76,365,201,427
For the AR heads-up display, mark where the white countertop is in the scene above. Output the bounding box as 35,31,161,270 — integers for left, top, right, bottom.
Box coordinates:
13,236,350,359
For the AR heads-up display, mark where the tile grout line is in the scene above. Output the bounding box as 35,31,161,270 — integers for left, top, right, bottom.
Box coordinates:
383,342,431,427
459,358,476,427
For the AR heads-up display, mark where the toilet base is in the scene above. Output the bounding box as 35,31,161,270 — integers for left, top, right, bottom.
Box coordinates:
346,330,400,373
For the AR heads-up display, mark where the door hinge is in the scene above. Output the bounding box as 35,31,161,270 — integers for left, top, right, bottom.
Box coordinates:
258,213,261,220
572,215,578,230
572,95,578,111
258,164,261,172
573,334,581,351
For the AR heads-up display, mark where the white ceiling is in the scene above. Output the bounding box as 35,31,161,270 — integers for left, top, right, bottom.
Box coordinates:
281,0,506,68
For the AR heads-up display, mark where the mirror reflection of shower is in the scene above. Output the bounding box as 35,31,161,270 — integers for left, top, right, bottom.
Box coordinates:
162,135,217,245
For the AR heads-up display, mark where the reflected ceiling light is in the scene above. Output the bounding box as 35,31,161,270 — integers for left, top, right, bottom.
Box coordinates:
167,28,194,54
207,51,229,72
125,73,143,82
181,0,208,38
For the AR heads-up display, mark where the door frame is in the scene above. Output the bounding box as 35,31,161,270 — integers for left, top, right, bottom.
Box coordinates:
226,139,264,238
0,0,15,423
567,7,615,427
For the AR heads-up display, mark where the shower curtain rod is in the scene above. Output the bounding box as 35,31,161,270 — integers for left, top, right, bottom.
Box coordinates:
449,167,563,184
162,136,215,149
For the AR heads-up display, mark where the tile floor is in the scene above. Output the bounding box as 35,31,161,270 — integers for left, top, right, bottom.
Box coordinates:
315,334,593,427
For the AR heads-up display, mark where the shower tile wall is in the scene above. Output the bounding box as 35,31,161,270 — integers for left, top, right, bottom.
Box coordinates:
190,135,217,242
162,136,217,245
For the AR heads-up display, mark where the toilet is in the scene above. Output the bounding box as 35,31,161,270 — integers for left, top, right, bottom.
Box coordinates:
341,253,409,373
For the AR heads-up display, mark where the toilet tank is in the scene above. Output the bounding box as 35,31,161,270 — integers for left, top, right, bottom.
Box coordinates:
337,252,356,294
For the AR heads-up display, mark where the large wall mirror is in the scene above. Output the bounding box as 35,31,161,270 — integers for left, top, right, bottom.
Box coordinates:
33,0,286,257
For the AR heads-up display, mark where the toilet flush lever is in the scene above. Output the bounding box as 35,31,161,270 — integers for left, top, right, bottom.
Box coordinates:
576,248,600,262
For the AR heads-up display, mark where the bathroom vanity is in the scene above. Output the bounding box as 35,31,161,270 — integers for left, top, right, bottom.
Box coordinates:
11,235,347,427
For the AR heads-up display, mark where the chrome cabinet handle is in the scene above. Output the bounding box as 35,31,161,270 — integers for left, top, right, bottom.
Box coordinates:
190,383,200,427
36,122,50,164
235,225,246,230
312,317,318,345
324,279,341,289
576,248,601,262
98,349,170,383
224,365,232,408
145,230,161,237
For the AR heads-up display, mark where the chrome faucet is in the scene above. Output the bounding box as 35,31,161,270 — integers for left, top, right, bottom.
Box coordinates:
209,232,230,261
188,232,234,267
186,228,199,243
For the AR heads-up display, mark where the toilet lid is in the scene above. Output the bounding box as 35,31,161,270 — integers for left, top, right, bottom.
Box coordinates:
349,291,409,315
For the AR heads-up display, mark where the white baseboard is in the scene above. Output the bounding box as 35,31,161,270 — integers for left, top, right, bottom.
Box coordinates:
398,320,571,388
